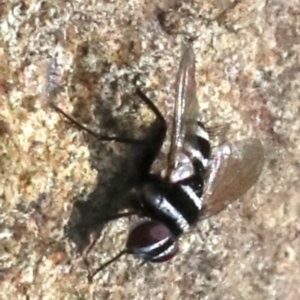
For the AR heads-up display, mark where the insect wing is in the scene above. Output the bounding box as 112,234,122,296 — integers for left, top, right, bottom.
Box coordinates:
199,138,264,220
166,45,200,180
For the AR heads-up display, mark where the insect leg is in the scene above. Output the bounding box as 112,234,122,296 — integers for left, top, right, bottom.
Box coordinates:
82,212,135,256
53,89,166,144
52,104,145,145
85,250,128,283
136,89,167,128
94,210,138,223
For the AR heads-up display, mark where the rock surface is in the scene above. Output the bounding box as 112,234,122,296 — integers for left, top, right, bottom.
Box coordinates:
0,1,299,299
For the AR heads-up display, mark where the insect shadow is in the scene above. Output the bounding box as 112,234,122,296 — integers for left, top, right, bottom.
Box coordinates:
63,90,165,253
45,41,166,254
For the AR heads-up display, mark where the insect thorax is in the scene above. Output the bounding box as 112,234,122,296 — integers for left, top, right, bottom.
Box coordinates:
139,174,204,237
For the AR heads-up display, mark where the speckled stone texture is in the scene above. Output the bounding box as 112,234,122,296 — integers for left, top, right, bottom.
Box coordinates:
0,0,299,299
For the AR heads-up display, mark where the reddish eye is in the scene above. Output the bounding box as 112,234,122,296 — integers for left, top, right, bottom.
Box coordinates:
126,220,178,263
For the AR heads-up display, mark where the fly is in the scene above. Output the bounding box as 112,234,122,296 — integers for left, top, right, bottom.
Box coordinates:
49,43,264,281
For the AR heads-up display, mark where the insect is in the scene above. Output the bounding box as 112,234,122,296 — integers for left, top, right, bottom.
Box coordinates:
51,43,264,279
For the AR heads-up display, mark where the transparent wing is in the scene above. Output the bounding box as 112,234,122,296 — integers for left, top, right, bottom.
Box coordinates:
166,44,200,180
199,138,264,220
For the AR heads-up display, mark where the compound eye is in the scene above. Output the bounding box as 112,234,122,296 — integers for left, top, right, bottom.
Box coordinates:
126,220,178,263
